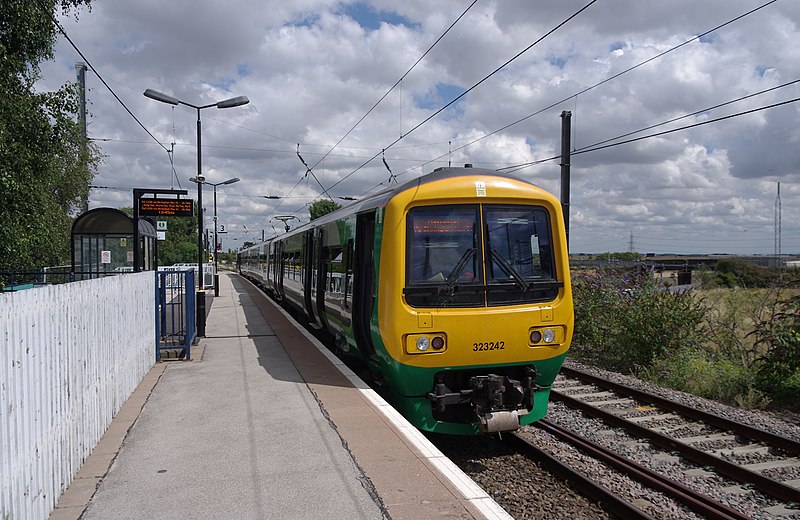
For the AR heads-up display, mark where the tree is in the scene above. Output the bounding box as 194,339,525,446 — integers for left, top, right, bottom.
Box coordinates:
594,252,641,261
0,0,99,272
309,199,341,220
714,258,773,288
155,203,202,266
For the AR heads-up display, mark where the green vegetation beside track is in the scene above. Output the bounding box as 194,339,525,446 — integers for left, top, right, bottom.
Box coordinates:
570,261,800,411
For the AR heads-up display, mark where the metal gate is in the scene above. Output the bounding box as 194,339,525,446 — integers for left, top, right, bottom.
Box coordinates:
156,269,196,360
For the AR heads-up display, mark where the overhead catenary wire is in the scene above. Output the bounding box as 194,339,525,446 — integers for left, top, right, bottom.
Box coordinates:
306,0,479,174
268,0,601,226
265,0,599,230
382,150,396,185
296,144,333,200
372,0,782,187
326,0,601,194
502,95,800,174
77,2,786,250
261,0,480,226
43,2,171,158
574,78,800,151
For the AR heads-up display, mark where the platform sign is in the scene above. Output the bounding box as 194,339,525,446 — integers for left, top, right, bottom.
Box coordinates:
138,198,193,217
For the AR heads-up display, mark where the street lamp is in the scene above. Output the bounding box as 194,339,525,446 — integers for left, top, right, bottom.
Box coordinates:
144,88,249,338
208,177,240,296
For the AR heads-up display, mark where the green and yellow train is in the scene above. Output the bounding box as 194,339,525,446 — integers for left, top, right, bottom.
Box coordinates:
238,166,573,435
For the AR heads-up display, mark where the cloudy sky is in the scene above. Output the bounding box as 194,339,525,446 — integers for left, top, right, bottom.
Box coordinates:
42,0,800,255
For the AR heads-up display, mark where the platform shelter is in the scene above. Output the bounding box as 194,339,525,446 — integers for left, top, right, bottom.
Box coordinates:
71,208,157,278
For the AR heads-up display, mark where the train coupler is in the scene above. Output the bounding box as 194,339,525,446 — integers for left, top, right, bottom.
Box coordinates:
427,380,472,413
476,409,529,433
426,367,536,431
469,373,533,433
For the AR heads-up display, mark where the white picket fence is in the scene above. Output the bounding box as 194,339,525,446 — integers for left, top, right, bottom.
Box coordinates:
0,272,156,520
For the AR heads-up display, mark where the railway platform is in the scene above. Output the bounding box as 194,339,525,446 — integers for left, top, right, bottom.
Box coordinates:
49,272,509,520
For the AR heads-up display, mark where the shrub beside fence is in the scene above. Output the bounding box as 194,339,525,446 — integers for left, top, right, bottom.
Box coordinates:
0,272,156,520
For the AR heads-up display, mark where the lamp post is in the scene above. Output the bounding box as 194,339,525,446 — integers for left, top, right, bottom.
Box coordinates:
208,177,240,296
144,88,249,338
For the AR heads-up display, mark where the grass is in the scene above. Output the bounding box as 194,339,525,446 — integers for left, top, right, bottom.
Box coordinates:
571,272,800,411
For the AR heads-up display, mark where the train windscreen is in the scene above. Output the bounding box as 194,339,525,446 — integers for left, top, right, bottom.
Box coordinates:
405,204,559,307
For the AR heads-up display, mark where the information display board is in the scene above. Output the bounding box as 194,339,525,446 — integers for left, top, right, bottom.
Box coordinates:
138,198,194,217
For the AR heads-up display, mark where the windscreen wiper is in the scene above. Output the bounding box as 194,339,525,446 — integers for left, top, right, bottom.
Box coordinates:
490,249,529,290
445,248,476,290
402,248,477,297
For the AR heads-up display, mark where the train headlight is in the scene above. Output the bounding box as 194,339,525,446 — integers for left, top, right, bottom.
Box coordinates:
406,333,447,354
529,326,564,346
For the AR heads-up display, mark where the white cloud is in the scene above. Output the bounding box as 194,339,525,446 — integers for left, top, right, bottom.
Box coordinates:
39,0,800,254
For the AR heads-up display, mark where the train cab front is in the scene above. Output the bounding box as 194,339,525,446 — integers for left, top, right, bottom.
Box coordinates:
375,171,573,435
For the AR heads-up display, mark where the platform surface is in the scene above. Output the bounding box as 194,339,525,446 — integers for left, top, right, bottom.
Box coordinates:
50,272,510,520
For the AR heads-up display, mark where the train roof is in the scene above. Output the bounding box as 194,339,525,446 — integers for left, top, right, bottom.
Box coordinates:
297,166,539,227
239,166,541,252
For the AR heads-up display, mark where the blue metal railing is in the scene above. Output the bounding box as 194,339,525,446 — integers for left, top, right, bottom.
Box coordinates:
155,269,196,361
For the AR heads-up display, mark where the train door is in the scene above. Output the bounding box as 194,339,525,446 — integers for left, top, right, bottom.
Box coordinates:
275,240,284,301
314,227,329,331
261,243,268,283
265,241,275,294
304,230,322,329
353,211,377,360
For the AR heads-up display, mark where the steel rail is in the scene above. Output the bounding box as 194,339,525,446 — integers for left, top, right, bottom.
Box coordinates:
505,432,657,520
550,389,800,504
560,365,800,457
535,420,753,520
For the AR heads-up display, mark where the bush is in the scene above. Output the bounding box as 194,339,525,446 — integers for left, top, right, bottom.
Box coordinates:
701,288,763,366
572,270,707,373
713,258,787,288
572,269,799,410
750,294,800,407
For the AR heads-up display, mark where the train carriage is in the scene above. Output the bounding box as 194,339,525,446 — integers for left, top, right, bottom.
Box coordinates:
239,166,573,435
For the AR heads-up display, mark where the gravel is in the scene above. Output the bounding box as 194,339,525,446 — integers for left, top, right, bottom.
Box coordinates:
431,360,800,519
429,434,611,520
539,360,800,519
563,359,800,443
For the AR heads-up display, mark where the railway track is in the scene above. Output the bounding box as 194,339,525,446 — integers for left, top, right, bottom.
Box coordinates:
430,365,800,518
508,426,750,520
535,365,800,518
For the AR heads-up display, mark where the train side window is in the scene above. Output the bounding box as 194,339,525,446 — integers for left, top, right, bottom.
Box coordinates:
323,245,344,294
